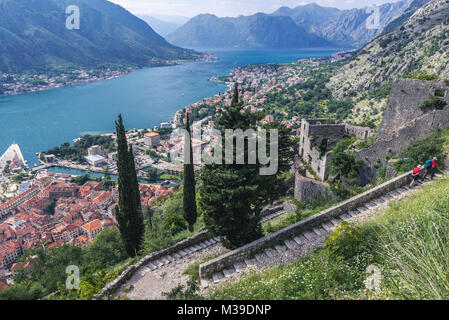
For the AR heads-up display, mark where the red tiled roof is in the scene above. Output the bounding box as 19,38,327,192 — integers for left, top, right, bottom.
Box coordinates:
81,219,102,233
0,186,39,210
92,191,111,204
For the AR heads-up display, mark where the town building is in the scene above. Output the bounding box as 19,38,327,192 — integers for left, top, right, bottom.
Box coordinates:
144,132,161,148
0,239,22,270
108,152,117,162
87,145,103,156
85,155,107,167
81,219,103,240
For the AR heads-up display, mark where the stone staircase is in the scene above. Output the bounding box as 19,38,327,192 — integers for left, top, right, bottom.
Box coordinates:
200,174,442,287
137,236,222,277
261,209,287,224
134,207,294,278
135,207,293,278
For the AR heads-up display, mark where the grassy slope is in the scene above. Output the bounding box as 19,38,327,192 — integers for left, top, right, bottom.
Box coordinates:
208,175,449,300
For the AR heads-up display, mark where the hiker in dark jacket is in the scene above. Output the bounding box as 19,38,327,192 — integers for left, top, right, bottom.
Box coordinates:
423,157,437,179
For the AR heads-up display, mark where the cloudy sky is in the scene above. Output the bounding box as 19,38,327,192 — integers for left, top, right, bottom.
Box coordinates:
109,0,404,18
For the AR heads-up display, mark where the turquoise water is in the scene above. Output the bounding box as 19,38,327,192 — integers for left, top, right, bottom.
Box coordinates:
0,48,342,166
46,166,164,184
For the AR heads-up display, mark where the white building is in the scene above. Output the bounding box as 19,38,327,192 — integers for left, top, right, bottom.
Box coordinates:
88,145,103,156
85,155,107,167
108,152,117,162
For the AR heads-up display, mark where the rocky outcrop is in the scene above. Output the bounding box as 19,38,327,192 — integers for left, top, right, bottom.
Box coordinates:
328,0,449,99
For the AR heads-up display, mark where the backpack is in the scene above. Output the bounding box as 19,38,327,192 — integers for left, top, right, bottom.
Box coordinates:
425,159,432,169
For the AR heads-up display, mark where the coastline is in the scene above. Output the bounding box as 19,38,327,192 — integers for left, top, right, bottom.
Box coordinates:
0,54,217,98
3,48,350,168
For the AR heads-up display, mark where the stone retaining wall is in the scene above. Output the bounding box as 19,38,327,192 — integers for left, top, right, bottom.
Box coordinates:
95,230,211,299
199,171,412,279
345,124,375,140
294,172,334,202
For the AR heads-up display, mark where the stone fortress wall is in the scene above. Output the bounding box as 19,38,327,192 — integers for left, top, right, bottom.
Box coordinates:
295,118,374,201
357,78,449,182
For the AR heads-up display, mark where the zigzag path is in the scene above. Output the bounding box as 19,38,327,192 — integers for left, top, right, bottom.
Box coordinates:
116,173,443,299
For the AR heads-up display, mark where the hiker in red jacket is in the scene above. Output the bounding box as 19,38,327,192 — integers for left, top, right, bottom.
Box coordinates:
410,165,424,187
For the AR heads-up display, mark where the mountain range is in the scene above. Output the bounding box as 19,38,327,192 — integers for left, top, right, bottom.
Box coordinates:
166,13,333,49
0,0,201,73
137,14,191,37
166,1,415,49
137,15,185,37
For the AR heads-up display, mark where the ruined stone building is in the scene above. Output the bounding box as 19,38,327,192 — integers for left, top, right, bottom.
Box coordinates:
298,119,374,181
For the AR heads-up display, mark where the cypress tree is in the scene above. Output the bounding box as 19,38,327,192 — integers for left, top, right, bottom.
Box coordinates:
183,114,197,232
199,83,265,249
114,114,144,257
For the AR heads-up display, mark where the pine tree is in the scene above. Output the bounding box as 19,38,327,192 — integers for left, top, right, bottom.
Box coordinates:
199,83,265,249
183,114,197,232
114,114,144,257
260,121,295,204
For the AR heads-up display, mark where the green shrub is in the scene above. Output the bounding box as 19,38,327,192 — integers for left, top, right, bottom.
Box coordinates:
329,137,362,178
418,95,447,110
162,211,188,235
325,221,365,259
406,72,439,81
434,89,445,97
162,279,203,300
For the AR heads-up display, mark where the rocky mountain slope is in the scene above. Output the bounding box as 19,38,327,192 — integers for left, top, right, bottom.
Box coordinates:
328,0,449,100
0,0,200,73
382,0,431,34
272,1,413,48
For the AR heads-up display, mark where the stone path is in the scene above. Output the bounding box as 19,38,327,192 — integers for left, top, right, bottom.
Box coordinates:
113,173,443,298
113,206,293,300
115,237,227,299
199,174,443,289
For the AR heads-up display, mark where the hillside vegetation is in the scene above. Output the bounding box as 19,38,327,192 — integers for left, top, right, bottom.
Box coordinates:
329,0,449,99
208,175,449,300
